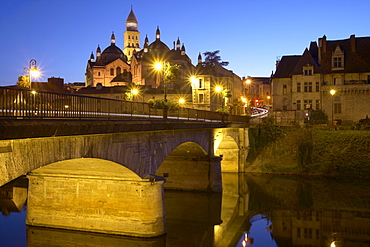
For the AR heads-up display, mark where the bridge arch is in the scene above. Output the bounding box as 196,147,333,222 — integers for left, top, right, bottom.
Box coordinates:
155,141,221,191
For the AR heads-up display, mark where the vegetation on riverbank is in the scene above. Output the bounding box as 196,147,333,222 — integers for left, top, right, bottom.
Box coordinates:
246,118,370,179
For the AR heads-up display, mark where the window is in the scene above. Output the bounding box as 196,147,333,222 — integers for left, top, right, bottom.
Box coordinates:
128,35,131,39
283,85,287,95
334,103,341,113
110,68,114,76
332,45,344,70
297,100,301,110
199,79,203,88
333,57,342,67
98,72,101,76
199,94,204,103
116,67,121,75
367,75,370,84
304,69,312,75
297,82,301,92
304,100,312,109
316,100,320,110
316,82,320,92
297,228,301,238
304,228,312,239
304,82,312,92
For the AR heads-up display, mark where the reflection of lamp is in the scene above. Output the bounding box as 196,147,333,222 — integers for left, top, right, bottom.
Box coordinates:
330,89,336,126
330,241,336,247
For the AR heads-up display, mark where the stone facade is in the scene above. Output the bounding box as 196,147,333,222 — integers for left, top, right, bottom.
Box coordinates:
272,35,370,124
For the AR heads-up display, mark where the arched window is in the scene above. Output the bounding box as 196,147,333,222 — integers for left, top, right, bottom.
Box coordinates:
123,69,128,76
110,68,114,76
116,67,121,75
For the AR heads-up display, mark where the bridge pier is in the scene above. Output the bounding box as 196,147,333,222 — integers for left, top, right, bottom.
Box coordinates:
26,158,166,237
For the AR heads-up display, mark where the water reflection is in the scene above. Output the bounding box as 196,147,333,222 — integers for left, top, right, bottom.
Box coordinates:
1,173,370,246
238,174,370,247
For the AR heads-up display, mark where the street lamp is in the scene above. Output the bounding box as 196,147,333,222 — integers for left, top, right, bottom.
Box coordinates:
215,85,223,108
23,59,39,89
154,62,168,101
131,88,139,101
178,97,185,106
330,89,336,126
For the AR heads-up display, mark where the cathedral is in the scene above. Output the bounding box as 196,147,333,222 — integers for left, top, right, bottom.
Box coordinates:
84,7,245,113
85,7,193,93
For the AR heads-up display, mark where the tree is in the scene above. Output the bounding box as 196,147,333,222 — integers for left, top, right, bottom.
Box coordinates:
202,50,229,67
17,75,30,88
162,63,180,101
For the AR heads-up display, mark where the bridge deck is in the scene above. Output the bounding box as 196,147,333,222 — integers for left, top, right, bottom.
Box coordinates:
0,119,232,140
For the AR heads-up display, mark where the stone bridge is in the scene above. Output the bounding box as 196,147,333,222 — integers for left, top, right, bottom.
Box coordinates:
0,125,249,237
0,126,249,187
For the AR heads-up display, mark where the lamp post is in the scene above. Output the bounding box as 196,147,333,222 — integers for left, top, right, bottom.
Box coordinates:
154,62,168,102
23,59,39,89
330,89,336,126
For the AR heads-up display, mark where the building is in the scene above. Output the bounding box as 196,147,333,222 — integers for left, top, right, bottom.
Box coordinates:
272,35,370,125
83,7,245,113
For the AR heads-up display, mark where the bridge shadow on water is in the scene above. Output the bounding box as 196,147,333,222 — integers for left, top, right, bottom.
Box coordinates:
1,173,370,246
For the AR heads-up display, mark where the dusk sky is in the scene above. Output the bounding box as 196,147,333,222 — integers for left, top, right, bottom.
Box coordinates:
1,0,369,87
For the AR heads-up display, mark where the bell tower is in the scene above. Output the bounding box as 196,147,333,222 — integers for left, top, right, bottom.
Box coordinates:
124,6,140,63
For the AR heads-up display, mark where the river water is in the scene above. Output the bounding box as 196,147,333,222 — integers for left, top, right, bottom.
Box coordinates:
1,173,370,247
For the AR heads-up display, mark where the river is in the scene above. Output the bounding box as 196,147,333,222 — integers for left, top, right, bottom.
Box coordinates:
1,173,370,247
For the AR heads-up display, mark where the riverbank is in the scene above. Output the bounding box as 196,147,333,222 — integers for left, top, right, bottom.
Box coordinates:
245,126,370,179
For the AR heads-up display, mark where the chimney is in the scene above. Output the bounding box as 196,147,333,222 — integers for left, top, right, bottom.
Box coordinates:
318,35,327,64
350,34,356,52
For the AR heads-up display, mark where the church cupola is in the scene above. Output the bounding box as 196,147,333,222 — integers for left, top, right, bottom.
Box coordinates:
144,35,149,53
90,52,95,62
181,44,185,55
198,52,202,65
176,37,181,50
96,45,101,57
156,26,160,40
111,32,116,44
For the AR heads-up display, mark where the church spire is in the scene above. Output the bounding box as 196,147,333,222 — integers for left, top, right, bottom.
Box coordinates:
124,6,140,63
126,6,138,31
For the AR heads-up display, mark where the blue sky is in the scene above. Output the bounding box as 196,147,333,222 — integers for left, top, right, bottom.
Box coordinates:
1,0,369,86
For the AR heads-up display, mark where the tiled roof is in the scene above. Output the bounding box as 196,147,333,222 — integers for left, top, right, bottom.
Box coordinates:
320,36,370,73
273,56,301,78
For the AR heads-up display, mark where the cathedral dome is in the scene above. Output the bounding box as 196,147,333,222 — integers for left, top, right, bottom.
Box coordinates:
101,44,127,64
148,39,170,53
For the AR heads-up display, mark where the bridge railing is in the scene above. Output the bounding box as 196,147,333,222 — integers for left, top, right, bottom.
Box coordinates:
0,87,249,123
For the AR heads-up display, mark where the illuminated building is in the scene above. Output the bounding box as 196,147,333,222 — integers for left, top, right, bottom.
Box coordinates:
272,35,370,125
